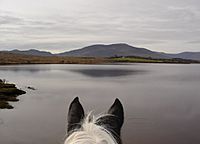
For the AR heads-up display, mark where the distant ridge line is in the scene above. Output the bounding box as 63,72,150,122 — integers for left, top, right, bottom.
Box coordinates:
1,43,200,61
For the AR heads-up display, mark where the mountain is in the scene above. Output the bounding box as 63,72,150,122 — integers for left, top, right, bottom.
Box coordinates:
2,44,200,61
58,43,169,59
8,49,53,56
165,52,200,61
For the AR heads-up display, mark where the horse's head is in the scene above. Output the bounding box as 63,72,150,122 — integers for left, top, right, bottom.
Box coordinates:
65,97,124,144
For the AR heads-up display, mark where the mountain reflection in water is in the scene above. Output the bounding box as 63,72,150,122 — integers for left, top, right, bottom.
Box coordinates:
70,69,146,77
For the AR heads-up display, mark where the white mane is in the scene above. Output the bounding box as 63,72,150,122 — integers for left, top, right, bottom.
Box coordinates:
65,113,117,144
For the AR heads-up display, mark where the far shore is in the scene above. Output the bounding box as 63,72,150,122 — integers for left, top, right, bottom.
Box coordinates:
0,52,199,65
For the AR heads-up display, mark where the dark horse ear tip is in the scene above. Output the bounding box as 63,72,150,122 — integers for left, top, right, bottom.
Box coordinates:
113,98,124,116
69,97,80,106
114,98,122,106
72,97,79,102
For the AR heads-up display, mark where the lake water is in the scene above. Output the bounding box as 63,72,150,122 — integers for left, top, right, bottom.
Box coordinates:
0,64,200,144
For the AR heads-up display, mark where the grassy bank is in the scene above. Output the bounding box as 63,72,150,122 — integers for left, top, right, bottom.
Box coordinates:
110,56,200,64
0,79,26,109
0,52,107,65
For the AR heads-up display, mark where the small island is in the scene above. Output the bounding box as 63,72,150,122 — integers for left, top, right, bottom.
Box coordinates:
0,79,26,109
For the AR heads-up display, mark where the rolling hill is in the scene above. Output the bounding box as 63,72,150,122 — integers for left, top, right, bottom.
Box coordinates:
8,49,53,56
1,43,200,61
58,43,169,59
165,52,200,61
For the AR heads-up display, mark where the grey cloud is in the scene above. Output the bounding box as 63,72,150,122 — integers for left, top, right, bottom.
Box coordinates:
187,40,200,44
0,0,200,53
0,15,23,25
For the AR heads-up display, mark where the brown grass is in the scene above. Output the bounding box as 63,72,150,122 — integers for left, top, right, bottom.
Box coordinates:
0,52,199,65
0,52,108,65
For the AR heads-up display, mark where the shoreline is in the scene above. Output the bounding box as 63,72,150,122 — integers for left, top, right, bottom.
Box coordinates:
0,52,199,65
0,79,26,109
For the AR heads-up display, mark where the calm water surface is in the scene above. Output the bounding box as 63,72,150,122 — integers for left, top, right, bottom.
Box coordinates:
0,64,200,144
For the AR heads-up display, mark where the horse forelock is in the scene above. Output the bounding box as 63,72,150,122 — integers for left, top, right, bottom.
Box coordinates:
65,112,118,144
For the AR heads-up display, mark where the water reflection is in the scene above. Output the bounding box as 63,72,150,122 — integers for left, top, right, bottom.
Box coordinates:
0,118,4,125
71,69,146,77
0,65,147,77
0,64,200,144
0,65,52,73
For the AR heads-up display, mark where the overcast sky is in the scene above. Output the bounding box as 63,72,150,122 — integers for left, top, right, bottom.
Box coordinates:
0,0,200,53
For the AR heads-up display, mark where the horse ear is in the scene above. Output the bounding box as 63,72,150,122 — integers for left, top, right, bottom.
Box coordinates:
67,97,85,133
108,98,124,129
96,98,124,137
